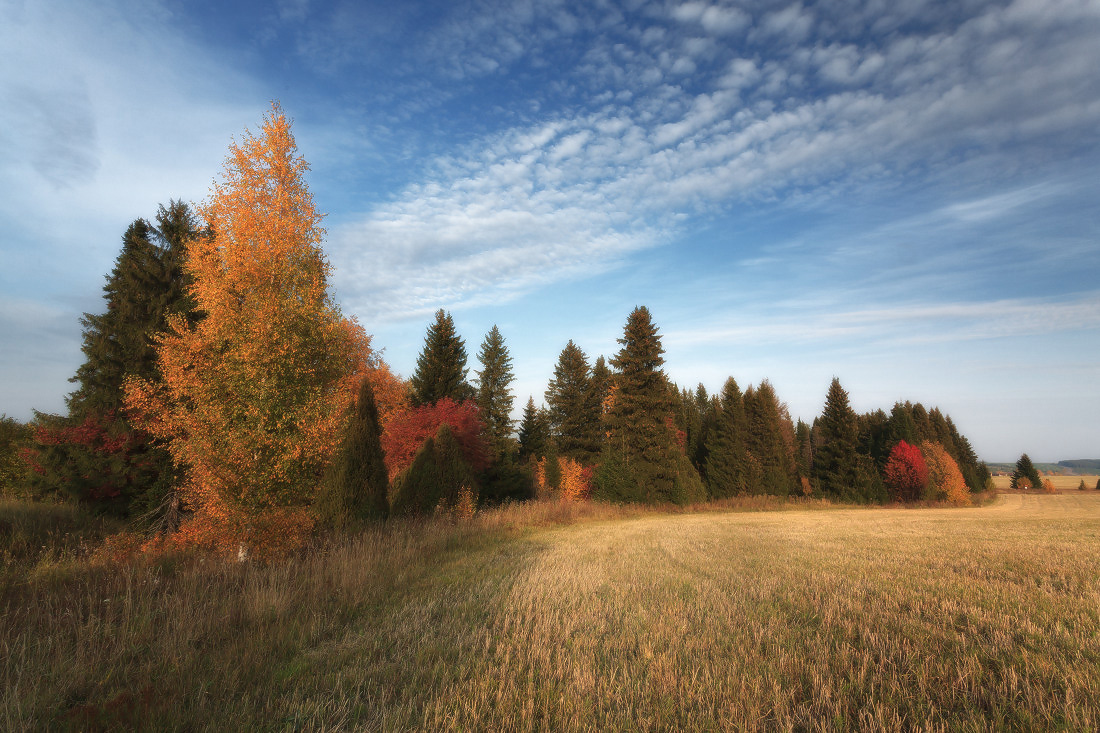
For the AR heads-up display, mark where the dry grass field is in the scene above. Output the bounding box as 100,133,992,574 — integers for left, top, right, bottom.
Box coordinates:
990,474,1099,490
4,494,1100,730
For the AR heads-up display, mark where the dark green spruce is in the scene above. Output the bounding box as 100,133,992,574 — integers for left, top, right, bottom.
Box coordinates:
409,309,471,407
474,325,516,459
316,377,389,528
599,306,704,504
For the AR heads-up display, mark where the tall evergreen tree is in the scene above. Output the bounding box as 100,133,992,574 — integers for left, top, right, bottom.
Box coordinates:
705,377,749,498
474,325,516,459
316,377,389,528
794,418,813,480
812,377,874,501
744,381,795,496
545,340,600,462
587,355,612,454
409,309,471,407
28,202,201,518
1011,453,1043,490
518,397,550,461
602,307,703,504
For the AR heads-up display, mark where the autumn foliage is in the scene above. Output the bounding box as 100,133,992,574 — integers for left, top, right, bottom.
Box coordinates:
919,441,970,506
883,440,929,503
380,398,489,481
125,103,374,557
535,455,593,501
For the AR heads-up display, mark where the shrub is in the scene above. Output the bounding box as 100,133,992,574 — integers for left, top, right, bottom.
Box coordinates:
391,424,478,517
1042,479,1057,494
381,398,489,482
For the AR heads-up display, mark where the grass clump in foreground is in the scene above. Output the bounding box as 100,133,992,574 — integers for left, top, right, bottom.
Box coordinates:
3,494,1100,730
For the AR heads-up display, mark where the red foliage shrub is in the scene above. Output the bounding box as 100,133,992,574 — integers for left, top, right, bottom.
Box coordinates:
883,440,929,503
380,398,489,481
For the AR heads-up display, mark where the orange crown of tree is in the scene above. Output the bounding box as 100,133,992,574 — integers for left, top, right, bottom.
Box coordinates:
126,102,376,549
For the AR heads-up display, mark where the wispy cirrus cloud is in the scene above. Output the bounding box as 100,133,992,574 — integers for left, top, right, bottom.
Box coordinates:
329,0,1100,322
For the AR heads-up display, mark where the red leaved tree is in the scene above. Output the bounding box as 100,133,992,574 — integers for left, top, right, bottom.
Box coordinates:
380,398,489,481
883,440,928,503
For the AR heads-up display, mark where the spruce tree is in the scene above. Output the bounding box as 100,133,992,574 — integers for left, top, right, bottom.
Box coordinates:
391,423,476,516
316,377,389,528
705,377,749,498
794,419,812,482
603,307,703,504
29,202,201,518
518,397,550,461
474,325,516,459
1011,453,1043,490
545,340,600,462
744,381,794,496
812,378,873,501
409,309,471,407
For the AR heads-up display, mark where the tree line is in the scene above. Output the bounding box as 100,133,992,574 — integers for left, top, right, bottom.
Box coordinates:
0,103,1019,558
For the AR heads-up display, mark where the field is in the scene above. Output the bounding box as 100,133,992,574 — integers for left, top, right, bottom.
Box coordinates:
3,494,1100,730
990,474,1099,490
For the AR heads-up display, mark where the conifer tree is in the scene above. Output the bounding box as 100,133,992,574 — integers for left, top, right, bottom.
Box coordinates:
587,355,612,454
705,377,749,498
474,325,516,459
812,378,874,501
316,376,389,528
518,397,550,461
602,307,703,504
391,423,477,517
744,381,794,496
409,309,471,407
545,340,600,462
1011,453,1043,490
794,418,813,481
29,202,201,517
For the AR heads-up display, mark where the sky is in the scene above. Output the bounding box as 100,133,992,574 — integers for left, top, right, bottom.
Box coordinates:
1,0,1098,463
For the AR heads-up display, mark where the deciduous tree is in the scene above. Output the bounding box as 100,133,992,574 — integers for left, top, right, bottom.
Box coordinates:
883,440,928,503
125,103,373,554
390,424,477,517
380,398,489,481
920,441,970,505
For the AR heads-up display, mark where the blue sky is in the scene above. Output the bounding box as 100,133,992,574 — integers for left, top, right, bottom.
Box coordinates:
1,0,1098,462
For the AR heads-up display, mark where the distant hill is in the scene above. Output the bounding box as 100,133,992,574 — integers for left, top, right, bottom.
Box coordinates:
987,460,1099,475
1059,459,1100,472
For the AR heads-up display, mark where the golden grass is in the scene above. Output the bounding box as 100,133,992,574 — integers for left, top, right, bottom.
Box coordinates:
991,474,1099,490
4,494,1100,730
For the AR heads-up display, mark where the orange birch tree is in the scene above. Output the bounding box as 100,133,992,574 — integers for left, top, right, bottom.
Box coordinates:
126,103,375,555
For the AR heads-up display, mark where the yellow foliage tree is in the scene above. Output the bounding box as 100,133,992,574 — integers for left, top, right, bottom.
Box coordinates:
534,455,591,501
919,441,970,506
126,103,376,557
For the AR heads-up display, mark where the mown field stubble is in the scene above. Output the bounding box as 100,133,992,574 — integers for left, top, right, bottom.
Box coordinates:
4,494,1100,730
